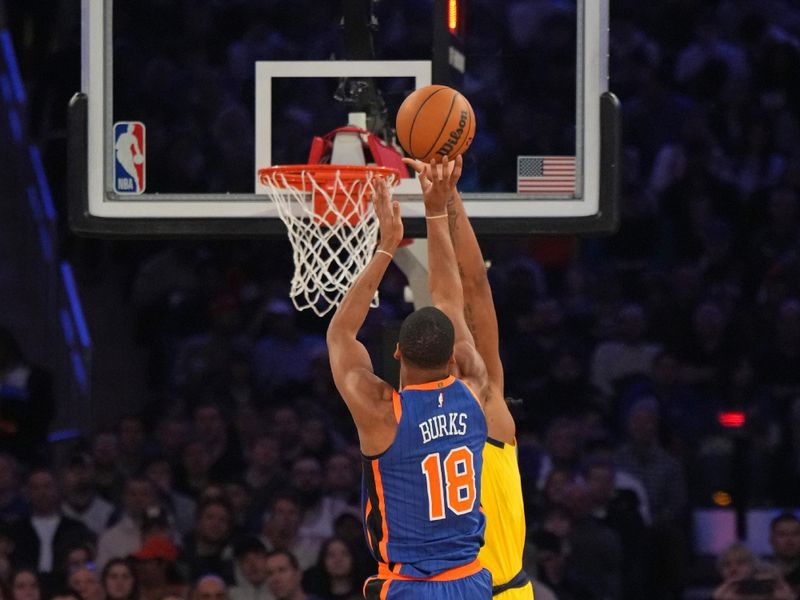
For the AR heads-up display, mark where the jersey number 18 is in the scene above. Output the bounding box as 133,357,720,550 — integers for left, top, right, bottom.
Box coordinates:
421,446,476,521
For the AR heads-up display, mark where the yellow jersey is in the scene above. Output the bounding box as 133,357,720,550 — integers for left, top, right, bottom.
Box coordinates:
479,437,534,599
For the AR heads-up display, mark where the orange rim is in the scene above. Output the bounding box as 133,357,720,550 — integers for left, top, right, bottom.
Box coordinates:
258,164,401,189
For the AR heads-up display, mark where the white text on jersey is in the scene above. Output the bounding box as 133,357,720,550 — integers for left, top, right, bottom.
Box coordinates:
419,413,469,444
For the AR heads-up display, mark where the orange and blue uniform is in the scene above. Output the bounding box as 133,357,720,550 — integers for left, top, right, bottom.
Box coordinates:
362,375,492,599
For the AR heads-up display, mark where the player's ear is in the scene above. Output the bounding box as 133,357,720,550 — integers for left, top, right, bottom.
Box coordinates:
393,343,401,361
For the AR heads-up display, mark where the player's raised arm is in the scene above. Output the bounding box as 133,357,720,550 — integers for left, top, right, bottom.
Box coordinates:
326,178,402,443
406,157,514,440
420,157,488,401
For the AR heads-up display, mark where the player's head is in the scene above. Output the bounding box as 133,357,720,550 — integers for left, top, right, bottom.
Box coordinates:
396,307,454,370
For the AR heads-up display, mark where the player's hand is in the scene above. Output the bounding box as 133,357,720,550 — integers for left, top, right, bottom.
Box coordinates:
373,177,403,254
404,156,462,216
402,155,462,187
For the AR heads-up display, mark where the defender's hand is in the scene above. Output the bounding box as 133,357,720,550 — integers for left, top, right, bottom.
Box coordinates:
402,155,462,186
373,177,403,253
403,155,462,216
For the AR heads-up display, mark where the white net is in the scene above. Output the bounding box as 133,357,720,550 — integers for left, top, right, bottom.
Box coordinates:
259,166,398,317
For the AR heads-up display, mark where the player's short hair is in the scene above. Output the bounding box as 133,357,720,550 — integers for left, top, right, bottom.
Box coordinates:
398,307,455,369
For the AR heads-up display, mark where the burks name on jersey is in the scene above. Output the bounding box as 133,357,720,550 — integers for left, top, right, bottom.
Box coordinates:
419,412,469,444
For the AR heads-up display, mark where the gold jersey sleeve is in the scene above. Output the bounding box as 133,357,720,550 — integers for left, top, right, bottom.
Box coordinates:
479,438,533,598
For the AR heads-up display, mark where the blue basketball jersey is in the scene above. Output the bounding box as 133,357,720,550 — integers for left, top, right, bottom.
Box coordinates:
362,375,487,579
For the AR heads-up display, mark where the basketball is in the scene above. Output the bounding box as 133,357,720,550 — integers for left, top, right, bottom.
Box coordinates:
395,85,476,163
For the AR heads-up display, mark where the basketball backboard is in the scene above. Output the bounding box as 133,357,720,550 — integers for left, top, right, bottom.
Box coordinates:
70,0,619,237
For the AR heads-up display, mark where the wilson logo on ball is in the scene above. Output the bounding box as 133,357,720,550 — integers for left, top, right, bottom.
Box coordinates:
436,109,468,157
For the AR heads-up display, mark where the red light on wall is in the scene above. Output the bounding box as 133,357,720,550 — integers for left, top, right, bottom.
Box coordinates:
718,411,746,428
448,0,458,33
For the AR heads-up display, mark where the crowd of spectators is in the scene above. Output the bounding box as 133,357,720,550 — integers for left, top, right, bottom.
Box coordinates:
4,0,800,598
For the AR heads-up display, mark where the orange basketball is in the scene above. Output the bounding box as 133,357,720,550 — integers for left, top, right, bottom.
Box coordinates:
395,85,476,163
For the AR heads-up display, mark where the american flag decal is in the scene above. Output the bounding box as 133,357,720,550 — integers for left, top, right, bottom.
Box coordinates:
517,156,576,194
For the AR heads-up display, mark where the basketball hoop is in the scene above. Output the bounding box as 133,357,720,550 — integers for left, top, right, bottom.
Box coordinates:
258,164,400,316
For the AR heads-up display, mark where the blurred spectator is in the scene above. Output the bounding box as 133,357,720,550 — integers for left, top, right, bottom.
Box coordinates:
9,469,92,590
175,439,212,498
712,541,758,598
322,454,358,509
91,432,125,503
503,298,566,401
264,550,321,600
582,436,651,525
132,536,179,600
769,512,800,594
531,345,600,425
714,559,794,600
302,537,362,600
673,299,740,394
583,458,648,599
245,435,286,514
616,397,688,598
0,522,14,581
62,542,94,577
536,418,582,489
296,419,338,464
229,537,272,600
96,477,159,568
117,416,150,478
102,558,138,600
60,454,115,536
616,397,687,524
51,589,82,600
590,303,662,400
223,480,256,538
171,295,251,399
193,403,245,482
562,482,622,599
259,494,320,571
533,467,574,516
528,530,593,600
251,300,325,392
0,454,27,523
10,569,41,600
330,514,374,576
143,457,196,537
181,498,235,584
192,575,228,600
154,416,191,466
756,299,800,403
269,407,303,467
620,351,709,459
140,505,174,543
289,457,350,549
0,328,54,461
68,565,104,600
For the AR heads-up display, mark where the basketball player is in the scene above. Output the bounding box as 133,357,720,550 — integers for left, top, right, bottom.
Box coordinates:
405,156,534,599
326,171,492,598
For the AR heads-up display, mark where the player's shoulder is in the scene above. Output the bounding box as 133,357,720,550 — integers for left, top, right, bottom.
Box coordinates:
455,373,489,410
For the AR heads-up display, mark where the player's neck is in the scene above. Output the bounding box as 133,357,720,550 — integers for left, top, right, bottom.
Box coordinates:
400,365,450,388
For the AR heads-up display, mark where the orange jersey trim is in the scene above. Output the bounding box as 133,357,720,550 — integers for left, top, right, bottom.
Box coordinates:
363,577,392,600
401,375,455,391
378,558,482,582
372,460,390,562
392,390,402,423
460,380,484,409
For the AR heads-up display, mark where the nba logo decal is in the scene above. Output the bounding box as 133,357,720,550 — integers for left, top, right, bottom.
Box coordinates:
113,121,146,194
